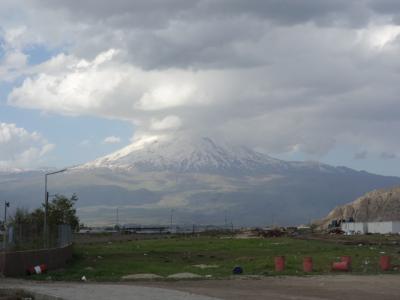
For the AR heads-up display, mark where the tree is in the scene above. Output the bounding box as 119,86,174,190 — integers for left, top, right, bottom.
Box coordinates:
8,194,80,234
9,208,30,225
46,193,80,231
30,208,45,229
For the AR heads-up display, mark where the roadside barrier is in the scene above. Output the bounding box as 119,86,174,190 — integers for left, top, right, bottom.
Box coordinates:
380,256,391,271
340,256,352,266
27,264,47,275
274,256,285,272
332,261,350,272
265,254,395,273
303,257,313,272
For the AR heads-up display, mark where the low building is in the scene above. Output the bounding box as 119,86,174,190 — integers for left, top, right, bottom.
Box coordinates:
341,221,400,234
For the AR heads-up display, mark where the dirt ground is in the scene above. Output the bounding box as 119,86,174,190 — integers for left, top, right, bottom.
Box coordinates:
139,275,400,300
1,275,400,299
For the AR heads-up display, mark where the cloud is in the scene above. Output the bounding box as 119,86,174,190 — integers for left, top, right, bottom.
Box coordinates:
103,136,121,144
354,151,368,160
4,0,400,159
8,49,207,120
0,122,54,169
150,115,182,131
0,26,30,81
380,152,397,160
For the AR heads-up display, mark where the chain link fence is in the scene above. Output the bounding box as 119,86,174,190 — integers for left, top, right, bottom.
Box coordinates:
0,223,72,251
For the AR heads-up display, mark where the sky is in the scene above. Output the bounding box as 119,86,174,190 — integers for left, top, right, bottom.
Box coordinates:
1,0,400,176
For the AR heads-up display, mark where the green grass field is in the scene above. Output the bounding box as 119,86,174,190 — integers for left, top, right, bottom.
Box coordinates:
38,236,400,281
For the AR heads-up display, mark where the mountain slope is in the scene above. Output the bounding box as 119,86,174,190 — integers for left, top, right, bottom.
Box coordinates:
78,135,349,175
1,135,400,226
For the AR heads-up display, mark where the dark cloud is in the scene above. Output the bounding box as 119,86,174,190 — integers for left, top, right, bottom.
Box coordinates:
34,0,371,27
22,0,396,70
354,151,368,160
380,152,397,160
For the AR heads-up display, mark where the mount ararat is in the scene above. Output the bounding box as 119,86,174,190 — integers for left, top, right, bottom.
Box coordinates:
1,135,399,226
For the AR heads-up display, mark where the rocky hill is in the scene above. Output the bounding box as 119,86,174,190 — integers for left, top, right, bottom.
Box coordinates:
317,186,400,228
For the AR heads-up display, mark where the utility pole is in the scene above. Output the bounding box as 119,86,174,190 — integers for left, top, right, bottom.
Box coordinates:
224,210,228,229
44,168,67,248
170,209,174,232
116,207,119,230
3,201,9,250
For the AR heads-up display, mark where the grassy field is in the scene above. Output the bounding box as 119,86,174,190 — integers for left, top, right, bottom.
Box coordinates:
34,235,400,281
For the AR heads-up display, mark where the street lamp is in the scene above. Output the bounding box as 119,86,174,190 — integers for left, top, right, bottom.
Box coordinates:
3,200,10,250
44,168,67,248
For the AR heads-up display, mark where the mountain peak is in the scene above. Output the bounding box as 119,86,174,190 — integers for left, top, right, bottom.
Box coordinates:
79,134,285,173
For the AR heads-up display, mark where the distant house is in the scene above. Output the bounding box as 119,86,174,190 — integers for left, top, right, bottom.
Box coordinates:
341,221,400,234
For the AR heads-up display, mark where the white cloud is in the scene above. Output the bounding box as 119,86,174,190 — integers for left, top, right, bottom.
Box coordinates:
358,24,400,50
136,84,197,111
0,27,29,81
103,136,121,144
8,49,207,121
150,115,182,131
0,122,54,169
4,0,400,160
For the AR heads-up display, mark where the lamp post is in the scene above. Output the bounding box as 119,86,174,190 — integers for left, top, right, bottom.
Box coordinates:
3,201,9,250
44,168,67,248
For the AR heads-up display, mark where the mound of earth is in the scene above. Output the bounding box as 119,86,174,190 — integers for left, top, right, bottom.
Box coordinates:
317,186,400,228
121,273,162,280
167,273,203,279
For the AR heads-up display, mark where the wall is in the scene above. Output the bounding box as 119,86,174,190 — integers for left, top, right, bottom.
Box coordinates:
341,222,367,234
367,222,393,234
0,244,72,276
391,222,400,233
341,221,400,234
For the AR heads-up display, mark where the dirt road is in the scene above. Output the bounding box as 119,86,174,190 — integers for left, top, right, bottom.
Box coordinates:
0,279,219,300
142,275,400,300
1,275,400,300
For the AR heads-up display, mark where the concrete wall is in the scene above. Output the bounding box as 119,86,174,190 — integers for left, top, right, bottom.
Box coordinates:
367,222,393,234
0,244,73,276
392,222,400,233
341,222,367,234
342,221,400,234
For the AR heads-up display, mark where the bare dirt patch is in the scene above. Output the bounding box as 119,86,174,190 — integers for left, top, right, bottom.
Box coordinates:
140,274,400,300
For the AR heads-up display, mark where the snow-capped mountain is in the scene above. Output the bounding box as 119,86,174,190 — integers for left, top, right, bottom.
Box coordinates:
2,135,400,226
80,135,283,172
79,135,341,175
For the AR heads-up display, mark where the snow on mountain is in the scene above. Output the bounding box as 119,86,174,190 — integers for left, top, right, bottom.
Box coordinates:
80,135,281,172
78,134,342,174
2,135,400,226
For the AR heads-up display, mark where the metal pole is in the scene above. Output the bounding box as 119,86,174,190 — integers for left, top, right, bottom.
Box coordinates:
170,209,174,231
44,174,48,248
3,201,8,250
224,210,228,229
116,208,119,227
43,168,67,248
